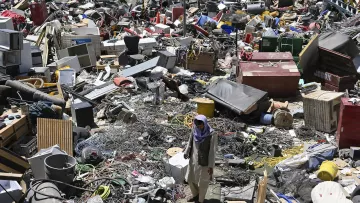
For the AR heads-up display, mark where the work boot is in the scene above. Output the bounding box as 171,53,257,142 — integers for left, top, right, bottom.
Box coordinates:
187,195,199,202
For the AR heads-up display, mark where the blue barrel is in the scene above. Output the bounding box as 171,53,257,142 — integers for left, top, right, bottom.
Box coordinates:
260,113,273,125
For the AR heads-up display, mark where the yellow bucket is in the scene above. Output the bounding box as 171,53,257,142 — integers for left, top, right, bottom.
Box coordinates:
193,98,215,118
317,161,338,181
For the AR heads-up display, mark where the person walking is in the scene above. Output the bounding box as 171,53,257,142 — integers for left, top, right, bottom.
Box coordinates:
184,115,218,203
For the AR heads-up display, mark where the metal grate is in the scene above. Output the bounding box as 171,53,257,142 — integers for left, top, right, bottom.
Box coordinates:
37,118,73,155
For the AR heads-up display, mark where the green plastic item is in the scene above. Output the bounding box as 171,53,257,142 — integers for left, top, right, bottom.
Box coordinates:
279,37,303,56
260,36,278,52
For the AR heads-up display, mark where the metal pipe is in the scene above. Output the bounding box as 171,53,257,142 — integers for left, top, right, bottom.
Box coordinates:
183,0,186,36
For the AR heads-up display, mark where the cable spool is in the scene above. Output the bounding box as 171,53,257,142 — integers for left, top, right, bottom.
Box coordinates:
273,108,293,128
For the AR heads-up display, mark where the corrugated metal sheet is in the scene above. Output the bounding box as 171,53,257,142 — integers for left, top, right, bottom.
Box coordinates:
303,90,344,133
37,118,73,155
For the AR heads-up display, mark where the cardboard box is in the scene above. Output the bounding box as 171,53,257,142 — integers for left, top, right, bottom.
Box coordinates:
187,52,216,74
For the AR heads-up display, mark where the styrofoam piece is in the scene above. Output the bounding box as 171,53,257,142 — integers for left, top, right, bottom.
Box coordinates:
47,56,81,73
164,152,189,183
155,23,171,34
28,145,67,179
61,27,101,56
59,69,76,86
19,41,32,73
0,180,22,203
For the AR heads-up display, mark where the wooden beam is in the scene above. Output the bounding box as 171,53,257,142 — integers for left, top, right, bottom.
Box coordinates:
0,172,23,181
256,170,268,203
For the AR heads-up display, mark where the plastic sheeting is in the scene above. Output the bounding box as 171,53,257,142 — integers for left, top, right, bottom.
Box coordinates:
205,79,268,114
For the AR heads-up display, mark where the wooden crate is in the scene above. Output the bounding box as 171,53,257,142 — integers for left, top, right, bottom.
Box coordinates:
0,111,29,147
187,52,216,74
303,90,344,133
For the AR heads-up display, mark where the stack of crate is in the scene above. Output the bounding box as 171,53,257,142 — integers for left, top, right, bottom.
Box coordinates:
0,29,23,76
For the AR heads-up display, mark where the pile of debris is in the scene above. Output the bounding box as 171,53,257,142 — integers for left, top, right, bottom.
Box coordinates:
1,0,360,202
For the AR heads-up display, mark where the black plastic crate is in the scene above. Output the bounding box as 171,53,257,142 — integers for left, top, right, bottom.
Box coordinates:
11,136,37,158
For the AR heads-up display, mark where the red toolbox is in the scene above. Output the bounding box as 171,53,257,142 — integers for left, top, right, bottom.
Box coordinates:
250,52,294,62
237,61,300,98
336,98,360,148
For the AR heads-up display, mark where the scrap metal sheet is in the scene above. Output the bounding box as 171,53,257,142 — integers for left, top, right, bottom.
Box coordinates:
37,118,73,155
121,56,160,77
205,79,268,115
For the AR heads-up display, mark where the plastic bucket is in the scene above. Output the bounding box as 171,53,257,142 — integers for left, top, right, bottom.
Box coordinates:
260,113,273,125
45,154,77,184
196,98,215,118
317,161,338,181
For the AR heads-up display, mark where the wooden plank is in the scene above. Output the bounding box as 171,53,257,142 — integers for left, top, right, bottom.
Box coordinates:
37,118,73,155
0,172,23,181
14,0,29,10
0,148,30,174
256,170,268,203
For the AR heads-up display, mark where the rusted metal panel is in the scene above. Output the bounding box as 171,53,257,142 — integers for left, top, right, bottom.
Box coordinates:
237,61,300,97
37,118,73,155
318,47,357,74
250,52,293,61
314,70,357,87
315,70,357,92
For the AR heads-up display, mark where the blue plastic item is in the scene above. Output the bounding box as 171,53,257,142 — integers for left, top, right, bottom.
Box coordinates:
221,24,234,34
260,113,273,125
197,15,218,26
277,193,299,203
274,17,280,26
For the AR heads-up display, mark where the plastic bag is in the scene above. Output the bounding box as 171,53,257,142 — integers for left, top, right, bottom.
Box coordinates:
276,153,309,171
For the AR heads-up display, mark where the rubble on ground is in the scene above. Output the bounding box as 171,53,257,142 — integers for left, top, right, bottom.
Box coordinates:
1,0,360,202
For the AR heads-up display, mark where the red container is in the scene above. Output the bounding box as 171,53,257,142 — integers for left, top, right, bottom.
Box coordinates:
30,0,48,26
250,52,293,62
237,61,300,97
336,98,360,148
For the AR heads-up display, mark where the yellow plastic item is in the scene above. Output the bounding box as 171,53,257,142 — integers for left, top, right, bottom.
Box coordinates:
217,21,225,29
193,98,215,118
318,161,338,181
270,11,279,17
43,83,57,87
93,185,110,200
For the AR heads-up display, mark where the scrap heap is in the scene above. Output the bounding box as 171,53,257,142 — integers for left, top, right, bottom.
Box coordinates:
1,0,360,202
